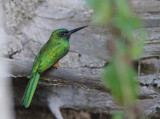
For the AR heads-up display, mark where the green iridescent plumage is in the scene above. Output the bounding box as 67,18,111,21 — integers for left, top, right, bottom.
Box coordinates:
22,26,87,108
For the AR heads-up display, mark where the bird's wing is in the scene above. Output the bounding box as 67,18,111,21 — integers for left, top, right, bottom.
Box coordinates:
37,43,68,73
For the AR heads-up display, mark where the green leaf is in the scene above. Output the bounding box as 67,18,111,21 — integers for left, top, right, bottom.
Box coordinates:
112,112,124,119
113,16,141,40
103,41,138,105
86,0,112,24
130,31,147,59
115,0,130,17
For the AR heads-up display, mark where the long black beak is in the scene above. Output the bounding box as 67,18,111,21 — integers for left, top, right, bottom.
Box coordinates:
68,26,88,35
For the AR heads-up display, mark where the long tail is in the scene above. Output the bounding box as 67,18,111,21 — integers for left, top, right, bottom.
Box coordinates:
22,72,40,108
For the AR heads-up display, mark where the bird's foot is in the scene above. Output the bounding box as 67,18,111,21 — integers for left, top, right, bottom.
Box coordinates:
53,61,59,68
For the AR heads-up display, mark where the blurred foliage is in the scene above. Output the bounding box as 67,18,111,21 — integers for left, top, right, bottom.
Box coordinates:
104,40,137,105
87,0,112,24
112,112,124,119
87,0,146,119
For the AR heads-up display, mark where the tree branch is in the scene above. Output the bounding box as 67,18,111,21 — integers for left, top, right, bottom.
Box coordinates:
9,58,105,91
4,58,159,117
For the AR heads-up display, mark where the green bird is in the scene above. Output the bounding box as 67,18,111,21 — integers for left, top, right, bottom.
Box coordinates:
22,26,87,108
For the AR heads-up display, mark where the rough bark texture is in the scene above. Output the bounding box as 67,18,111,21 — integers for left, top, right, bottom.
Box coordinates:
2,0,160,119
6,58,160,118
0,1,15,119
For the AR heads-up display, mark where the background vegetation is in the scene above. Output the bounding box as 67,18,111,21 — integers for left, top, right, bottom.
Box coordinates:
87,0,146,119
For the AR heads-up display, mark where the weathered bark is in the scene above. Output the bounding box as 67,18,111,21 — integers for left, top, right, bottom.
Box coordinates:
131,0,160,12
4,58,158,119
9,58,104,91
0,1,15,119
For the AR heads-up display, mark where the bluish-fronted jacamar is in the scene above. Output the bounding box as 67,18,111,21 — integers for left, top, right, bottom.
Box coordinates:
22,26,87,108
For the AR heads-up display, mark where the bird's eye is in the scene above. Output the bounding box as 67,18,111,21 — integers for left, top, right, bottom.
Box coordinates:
60,32,65,36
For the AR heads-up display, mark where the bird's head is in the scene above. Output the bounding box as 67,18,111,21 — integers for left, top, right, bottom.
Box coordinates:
51,26,88,41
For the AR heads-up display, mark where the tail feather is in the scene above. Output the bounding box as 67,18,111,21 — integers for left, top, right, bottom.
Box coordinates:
22,72,40,108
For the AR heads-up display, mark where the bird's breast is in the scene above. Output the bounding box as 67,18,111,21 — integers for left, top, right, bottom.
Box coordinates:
61,41,70,51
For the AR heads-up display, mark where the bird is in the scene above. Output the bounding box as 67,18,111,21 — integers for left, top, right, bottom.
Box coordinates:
22,26,88,108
